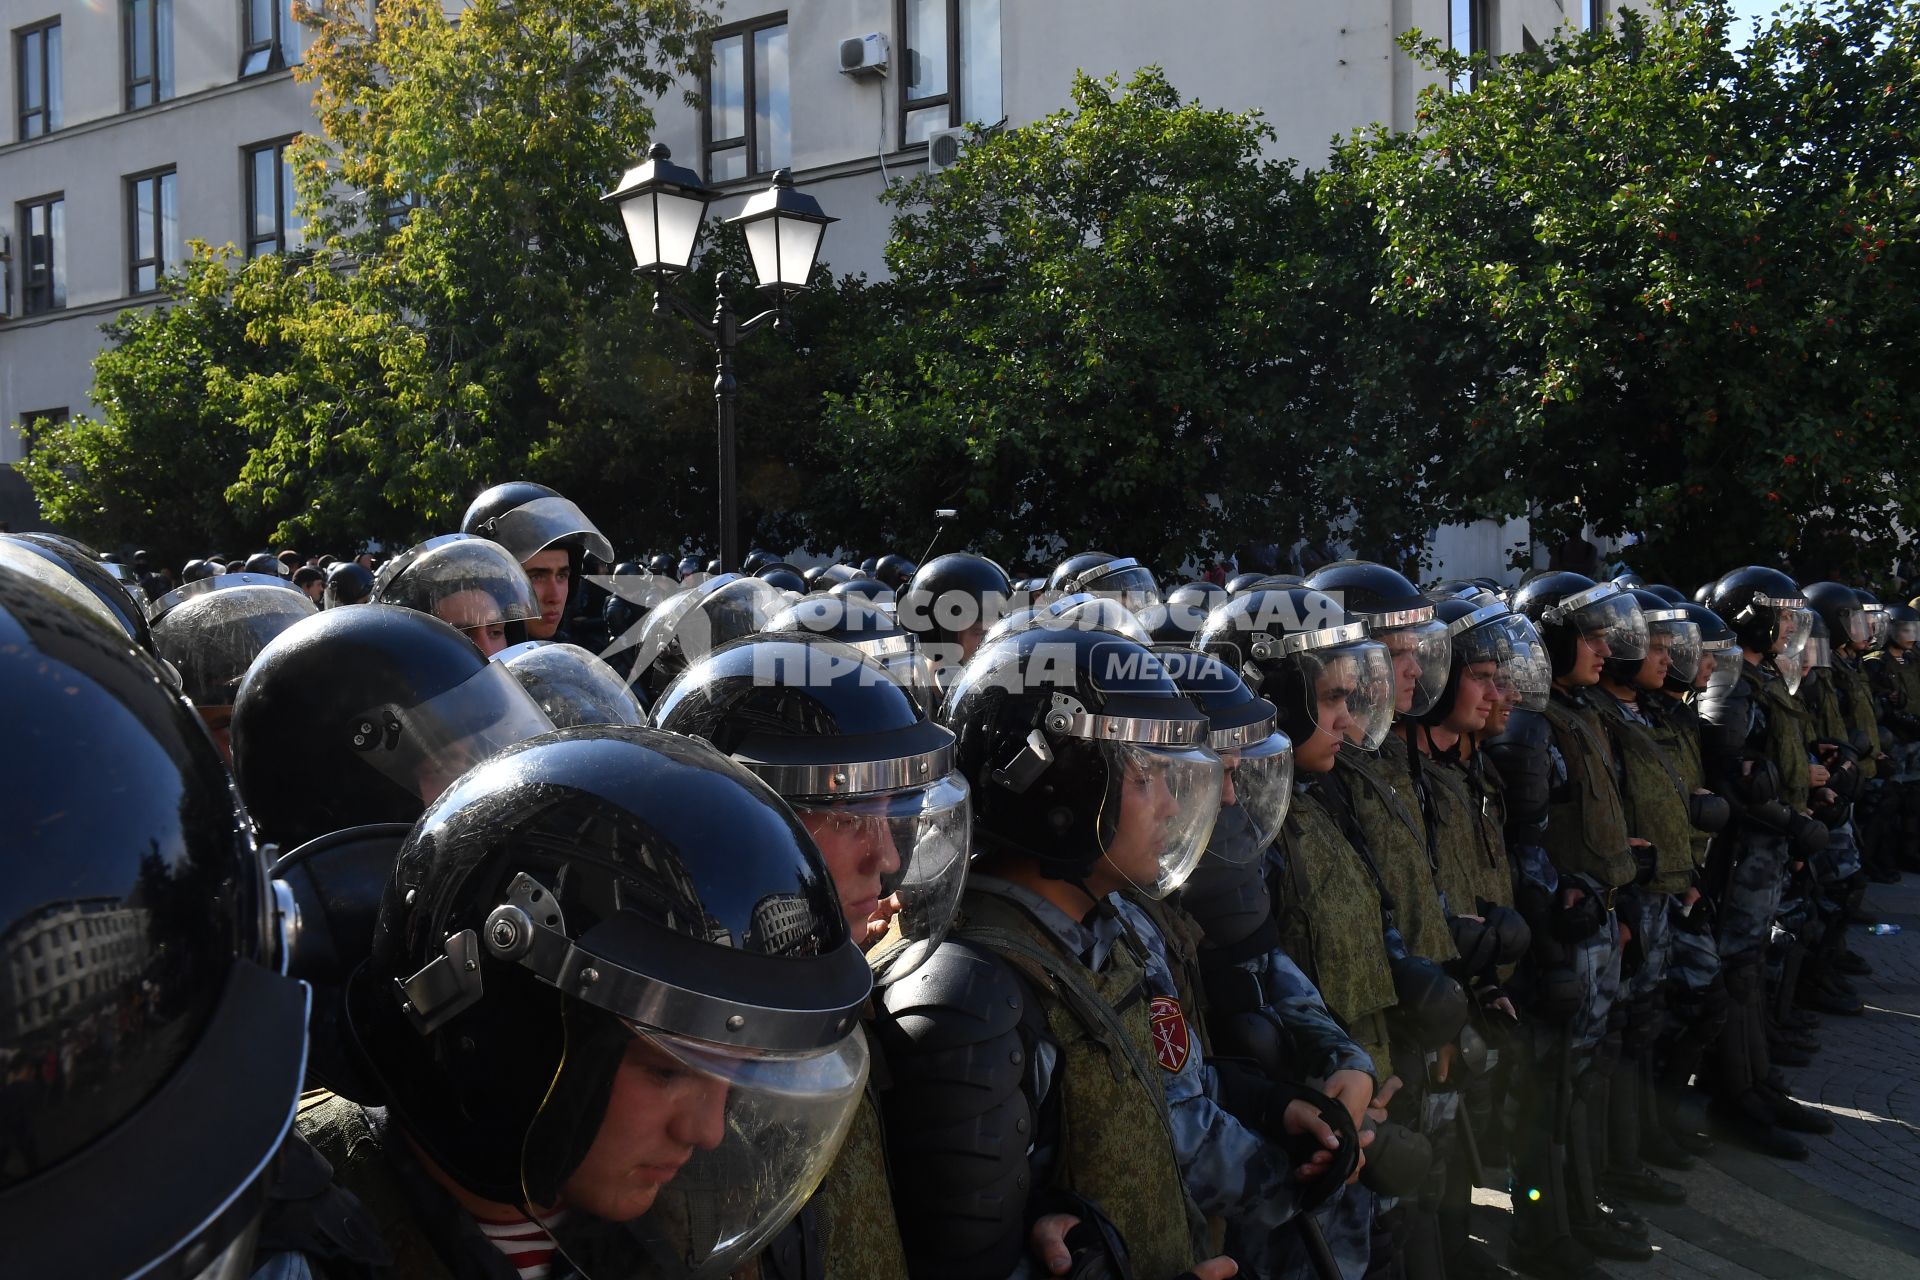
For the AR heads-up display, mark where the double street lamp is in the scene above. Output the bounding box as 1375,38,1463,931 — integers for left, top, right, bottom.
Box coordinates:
605,144,835,573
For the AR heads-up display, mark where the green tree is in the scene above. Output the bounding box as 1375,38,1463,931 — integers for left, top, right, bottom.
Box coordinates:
18,250,284,565
1329,0,1920,584
816,70,1344,574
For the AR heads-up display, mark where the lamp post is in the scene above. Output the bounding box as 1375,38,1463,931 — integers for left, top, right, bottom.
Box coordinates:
605,145,835,573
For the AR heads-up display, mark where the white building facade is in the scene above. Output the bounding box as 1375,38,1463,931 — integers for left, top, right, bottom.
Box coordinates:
0,0,1627,571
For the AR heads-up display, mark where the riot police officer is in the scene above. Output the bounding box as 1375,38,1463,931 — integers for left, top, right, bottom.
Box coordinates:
897,551,1013,685
373,534,543,657
461,480,615,642
0,564,377,1278
149,570,317,759
298,726,876,1280
874,625,1238,1279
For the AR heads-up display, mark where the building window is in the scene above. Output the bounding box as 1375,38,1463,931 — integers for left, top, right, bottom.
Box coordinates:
19,195,65,314
16,407,67,460
703,15,789,183
245,138,304,257
899,0,1000,147
243,0,306,76
1450,0,1487,90
1580,1,1606,30
127,169,180,294
15,20,61,140
125,0,174,109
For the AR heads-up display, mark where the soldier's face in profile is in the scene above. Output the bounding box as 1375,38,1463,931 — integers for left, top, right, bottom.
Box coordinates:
800,808,903,945
559,1033,728,1221
1103,754,1180,887
433,589,509,656
1444,662,1499,734
1297,661,1356,773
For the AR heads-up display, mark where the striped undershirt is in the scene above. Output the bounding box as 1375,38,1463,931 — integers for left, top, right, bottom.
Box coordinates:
473,1211,567,1280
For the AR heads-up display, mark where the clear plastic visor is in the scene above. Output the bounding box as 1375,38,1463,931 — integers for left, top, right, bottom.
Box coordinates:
1832,606,1869,649
1773,606,1814,658
153,587,317,707
525,1024,868,1280
1866,607,1892,650
1774,650,1807,695
1804,636,1832,670
1209,730,1293,864
1378,617,1452,717
349,659,555,804
1646,618,1703,684
1895,620,1919,648
1095,741,1224,899
1310,640,1397,752
1705,645,1746,692
497,642,647,728
1084,563,1162,612
877,648,940,719
791,773,971,982
1458,613,1550,713
486,494,616,563
1570,592,1649,661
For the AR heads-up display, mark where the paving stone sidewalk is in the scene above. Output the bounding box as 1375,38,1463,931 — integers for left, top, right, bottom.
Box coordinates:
1467,875,1920,1278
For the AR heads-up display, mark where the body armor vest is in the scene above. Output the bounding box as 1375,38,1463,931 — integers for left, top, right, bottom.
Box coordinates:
811,1074,911,1280
1832,658,1883,776
957,890,1207,1280
1754,669,1812,810
1339,739,1458,964
1541,693,1636,887
1272,789,1398,1070
1594,696,1696,893
1423,753,1514,918
1647,696,1712,868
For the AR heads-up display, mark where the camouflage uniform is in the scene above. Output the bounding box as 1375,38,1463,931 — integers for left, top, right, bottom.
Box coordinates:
1338,737,1460,968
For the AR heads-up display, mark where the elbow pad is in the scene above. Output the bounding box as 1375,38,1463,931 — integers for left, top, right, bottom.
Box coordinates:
1687,792,1731,834
874,942,1039,1280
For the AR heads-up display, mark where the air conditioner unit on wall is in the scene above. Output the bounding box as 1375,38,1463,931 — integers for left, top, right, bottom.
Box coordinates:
840,33,888,77
927,127,969,174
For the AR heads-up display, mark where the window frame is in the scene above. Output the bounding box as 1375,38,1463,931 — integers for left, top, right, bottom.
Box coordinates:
243,136,301,258
242,0,305,77
16,407,68,461
126,166,179,296
18,192,65,315
15,18,60,141
699,11,789,185
1450,0,1488,89
894,0,1000,149
124,0,172,110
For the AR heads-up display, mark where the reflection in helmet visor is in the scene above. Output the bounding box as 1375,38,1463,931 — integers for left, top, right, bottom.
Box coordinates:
1455,613,1550,713
1300,640,1395,753
497,642,646,728
1774,606,1814,659
1378,617,1451,717
1564,590,1649,661
1865,605,1891,650
349,660,555,803
793,773,971,983
1704,645,1746,692
1647,617,1703,684
1096,741,1224,899
484,494,615,564
526,1024,867,1280
1212,730,1293,863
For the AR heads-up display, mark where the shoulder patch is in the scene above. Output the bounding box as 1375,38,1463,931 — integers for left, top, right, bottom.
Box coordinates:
1149,994,1191,1072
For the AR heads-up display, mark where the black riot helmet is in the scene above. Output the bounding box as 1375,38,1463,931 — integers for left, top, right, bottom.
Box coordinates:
647,552,677,577
1645,584,1688,605
0,565,309,1279
351,727,871,1280
1672,602,1740,694
655,634,970,980
1416,596,1552,726
373,533,541,657
1887,601,1920,650
1305,560,1451,717
494,640,647,728
1856,588,1891,651
3,532,157,658
1196,587,1398,755
460,480,615,566
1803,581,1871,653
874,553,918,591
1156,648,1294,862
245,551,287,578
943,626,1222,897
898,551,1013,666
1155,581,1228,644
1049,552,1162,612
151,577,317,752
323,559,376,608
770,593,938,714
757,565,808,594
1603,587,1703,687
231,604,556,848
629,573,787,698
1511,571,1649,680
830,575,897,613
1708,565,1813,658
740,548,776,574
181,557,216,582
